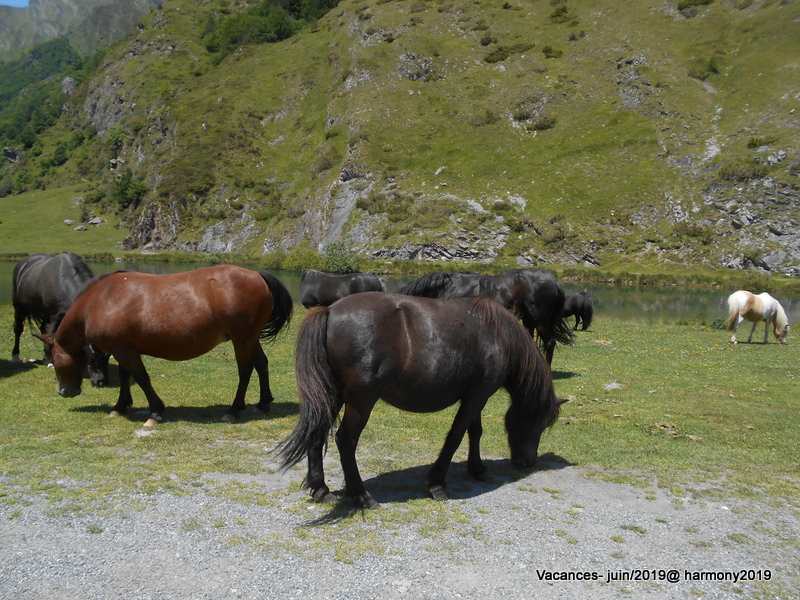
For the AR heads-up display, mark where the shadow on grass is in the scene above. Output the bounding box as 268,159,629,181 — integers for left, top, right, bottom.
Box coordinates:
306,453,576,524
0,357,40,379
70,398,299,424
551,370,579,381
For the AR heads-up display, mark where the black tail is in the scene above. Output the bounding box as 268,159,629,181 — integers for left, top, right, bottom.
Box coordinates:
258,271,293,340
277,307,338,470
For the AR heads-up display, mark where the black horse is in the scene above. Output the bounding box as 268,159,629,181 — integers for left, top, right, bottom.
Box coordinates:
563,291,594,331
299,269,388,308
277,292,565,508
11,252,109,387
398,269,572,364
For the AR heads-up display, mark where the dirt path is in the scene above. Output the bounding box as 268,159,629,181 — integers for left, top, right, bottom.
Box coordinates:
1,459,796,599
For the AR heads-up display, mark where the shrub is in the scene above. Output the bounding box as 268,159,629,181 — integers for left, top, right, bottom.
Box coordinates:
529,115,557,131
678,0,714,11
281,247,325,273
542,45,563,59
323,242,359,273
718,160,767,182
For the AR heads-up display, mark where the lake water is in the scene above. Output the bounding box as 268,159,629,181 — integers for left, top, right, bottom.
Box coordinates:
2,259,800,324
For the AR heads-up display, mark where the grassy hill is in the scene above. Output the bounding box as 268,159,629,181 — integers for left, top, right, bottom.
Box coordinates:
1,0,799,275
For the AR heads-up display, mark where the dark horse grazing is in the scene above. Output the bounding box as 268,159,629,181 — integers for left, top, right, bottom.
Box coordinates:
11,252,109,387
278,292,565,509
299,269,387,308
38,266,293,426
563,291,594,331
398,269,572,365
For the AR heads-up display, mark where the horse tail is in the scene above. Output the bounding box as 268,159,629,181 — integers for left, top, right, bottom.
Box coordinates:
725,293,740,331
378,276,388,292
551,283,574,347
277,307,338,470
258,271,294,340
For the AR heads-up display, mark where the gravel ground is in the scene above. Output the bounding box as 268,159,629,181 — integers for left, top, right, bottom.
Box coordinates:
1,456,797,600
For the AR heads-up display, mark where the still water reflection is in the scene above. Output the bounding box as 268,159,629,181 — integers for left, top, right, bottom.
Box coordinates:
2,260,799,324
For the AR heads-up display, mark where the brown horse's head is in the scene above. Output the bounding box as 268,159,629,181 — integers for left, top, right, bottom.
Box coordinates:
35,334,86,398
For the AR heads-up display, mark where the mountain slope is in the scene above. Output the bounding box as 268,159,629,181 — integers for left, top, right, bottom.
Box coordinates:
4,0,800,273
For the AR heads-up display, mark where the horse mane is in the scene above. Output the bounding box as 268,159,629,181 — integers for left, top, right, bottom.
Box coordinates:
468,296,560,429
773,297,789,332
62,251,95,281
397,271,476,297
397,271,453,297
301,269,322,283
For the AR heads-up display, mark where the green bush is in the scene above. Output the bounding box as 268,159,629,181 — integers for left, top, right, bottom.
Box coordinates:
677,0,714,11
718,160,767,182
281,246,325,273
323,241,359,273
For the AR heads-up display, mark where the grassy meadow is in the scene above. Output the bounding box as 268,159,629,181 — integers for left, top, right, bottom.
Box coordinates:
1,302,798,517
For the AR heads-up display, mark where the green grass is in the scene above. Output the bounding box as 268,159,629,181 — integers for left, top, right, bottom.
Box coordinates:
3,0,799,271
1,303,798,515
0,185,126,256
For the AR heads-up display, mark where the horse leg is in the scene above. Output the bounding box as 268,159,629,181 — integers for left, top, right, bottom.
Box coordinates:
305,398,343,504
336,402,379,509
252,342,274,414
109,366,134,417
116,354,166,426
730,314,741,343
466,416,488,482
427,398,488,501
763,319,770,344
39,319,53,365
11,309,24,364
746,320,758,344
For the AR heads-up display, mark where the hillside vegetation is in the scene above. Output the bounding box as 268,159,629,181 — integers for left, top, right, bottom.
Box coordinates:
1,0,799,275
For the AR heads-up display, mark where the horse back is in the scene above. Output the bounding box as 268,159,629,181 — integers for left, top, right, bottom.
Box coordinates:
66,266,276,359
13,252,94,322
324,293,505,411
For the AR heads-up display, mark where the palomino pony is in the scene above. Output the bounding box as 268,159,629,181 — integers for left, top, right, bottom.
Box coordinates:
563,291,594,331
398,269,572,365
11,252,109,387
39,266,293,425
726,290,789,344
299,268,388,308
277,292,565,509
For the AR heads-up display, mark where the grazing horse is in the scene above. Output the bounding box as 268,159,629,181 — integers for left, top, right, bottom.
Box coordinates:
277,292,565,509
398,269,572,364
299,269,388,308
726,290,789,344
563,291,594,331
38,266,293,425
11,252,109,387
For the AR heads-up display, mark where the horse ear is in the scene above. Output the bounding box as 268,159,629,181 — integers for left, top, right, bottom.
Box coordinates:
34,333,54,345
556,397,569,406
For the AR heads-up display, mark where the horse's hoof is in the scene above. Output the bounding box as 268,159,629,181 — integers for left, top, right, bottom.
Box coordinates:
254,403,271,415
10,356,21,366
220,413,238,423
143,418,161,427
428,485,449,501
108,410,122,418
354,493,380,509
311,488,337,503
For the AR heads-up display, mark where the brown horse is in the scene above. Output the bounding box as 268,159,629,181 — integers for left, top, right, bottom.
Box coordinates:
38,266,293,425
277,292,565,509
